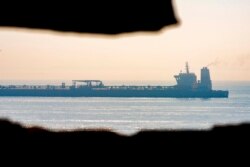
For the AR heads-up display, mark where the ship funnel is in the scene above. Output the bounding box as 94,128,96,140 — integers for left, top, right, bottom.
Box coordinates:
200,67,212,90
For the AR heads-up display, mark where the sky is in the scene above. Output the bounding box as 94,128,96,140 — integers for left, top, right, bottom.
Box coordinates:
0,0,250,81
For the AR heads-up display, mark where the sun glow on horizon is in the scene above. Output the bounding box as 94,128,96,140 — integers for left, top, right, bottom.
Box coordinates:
1,0,250,81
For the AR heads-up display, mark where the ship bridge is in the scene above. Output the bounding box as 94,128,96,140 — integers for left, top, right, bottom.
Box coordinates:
174,62,197,89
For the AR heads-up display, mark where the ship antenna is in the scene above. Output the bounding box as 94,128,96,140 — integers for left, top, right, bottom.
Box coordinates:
185,62,189,74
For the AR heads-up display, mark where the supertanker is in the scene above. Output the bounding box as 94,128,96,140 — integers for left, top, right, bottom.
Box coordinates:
0,63,229,98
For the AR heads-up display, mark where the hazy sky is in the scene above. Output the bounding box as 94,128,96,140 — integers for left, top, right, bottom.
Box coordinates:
0,0,250,81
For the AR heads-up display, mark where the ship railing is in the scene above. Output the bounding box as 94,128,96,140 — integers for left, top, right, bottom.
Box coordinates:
95,85,174,90
0,84,175,90
0,85,71,90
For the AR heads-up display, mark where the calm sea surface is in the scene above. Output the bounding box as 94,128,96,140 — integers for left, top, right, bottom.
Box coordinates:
0,81,249,134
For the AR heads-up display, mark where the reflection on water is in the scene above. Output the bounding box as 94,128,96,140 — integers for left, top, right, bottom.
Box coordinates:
0,81,249,134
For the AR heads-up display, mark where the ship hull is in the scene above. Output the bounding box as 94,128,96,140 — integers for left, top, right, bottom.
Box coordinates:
0,89,229,98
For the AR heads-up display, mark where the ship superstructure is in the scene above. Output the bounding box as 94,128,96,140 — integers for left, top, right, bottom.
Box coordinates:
174,62,213,91
174,62,198,89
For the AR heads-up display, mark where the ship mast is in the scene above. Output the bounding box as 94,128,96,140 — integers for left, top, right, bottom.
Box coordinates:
185,62,189,74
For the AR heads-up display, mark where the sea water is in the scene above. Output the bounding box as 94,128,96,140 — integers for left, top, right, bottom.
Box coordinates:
0,81,249,134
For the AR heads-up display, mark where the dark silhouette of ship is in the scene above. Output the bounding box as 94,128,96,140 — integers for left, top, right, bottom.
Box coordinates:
0,63,228,98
